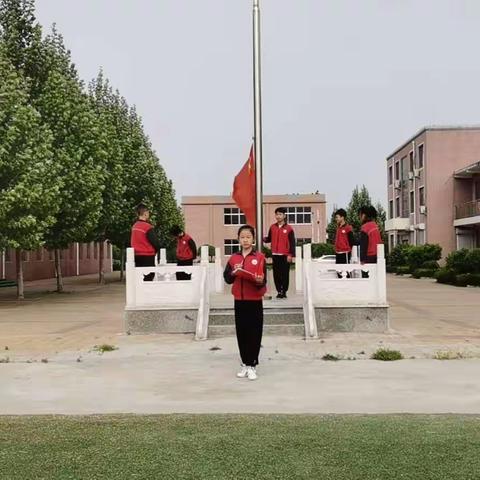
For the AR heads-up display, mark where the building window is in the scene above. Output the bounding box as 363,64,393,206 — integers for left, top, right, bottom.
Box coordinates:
389,200,394,219
36,248,43,261
224,208,246,225
286,206,311,225
409,151,414,172
419,187,425,207
5,249,12,262
296,238,312,246
21,251,29,262
388,166,393,185
410,191,414,214
395,197,400,217
224,239,240,256
395,161,400,180
418,144,424,169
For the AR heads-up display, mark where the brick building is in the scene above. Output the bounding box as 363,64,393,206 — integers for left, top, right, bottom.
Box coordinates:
182,194,327,256
385,126,480,256
0,242,113,282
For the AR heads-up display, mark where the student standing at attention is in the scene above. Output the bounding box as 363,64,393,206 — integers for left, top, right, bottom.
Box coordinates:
130,203,161,281
358,205,383,277
224,225,266,381
263,207,296,299
170,225,197,280
334,208,355,265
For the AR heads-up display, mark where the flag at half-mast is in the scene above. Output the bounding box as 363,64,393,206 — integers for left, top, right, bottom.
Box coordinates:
232,145,256,227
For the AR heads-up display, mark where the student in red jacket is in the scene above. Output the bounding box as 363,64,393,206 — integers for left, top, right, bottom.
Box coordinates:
170,225,197,281
224,225,267,381
359,206,383,278
334,208,355,265
263,207,296,299
130,204,161,281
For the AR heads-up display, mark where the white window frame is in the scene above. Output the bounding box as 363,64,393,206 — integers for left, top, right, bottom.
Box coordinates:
224,208,246,226
224,239,240,256
285,206,312,225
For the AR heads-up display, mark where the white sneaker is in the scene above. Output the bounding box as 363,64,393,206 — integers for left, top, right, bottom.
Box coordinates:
236,365,249,378
247,367,258,381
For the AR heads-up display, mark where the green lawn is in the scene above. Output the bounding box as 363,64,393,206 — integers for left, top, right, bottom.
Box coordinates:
1,415,479,479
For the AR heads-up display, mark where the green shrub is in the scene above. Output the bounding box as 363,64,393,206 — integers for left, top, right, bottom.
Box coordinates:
322,353,340,361
386,265,397,274
421,260,440,270
466,273,480,287
262,246,272,259
371,348,403,361
465,249,480,274
311,243,335,259
435,268,456,285
112,259,121,271
387,244,413,267
395,266,411,276
445,249,470,274
455,274,470,287
407,244,442,271
412,268,436,279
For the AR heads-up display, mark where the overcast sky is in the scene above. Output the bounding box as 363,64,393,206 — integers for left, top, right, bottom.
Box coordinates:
35,0,480,211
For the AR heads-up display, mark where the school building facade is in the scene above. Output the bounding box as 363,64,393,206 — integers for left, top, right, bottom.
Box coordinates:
0,242,113,282
182,194,327,256
385,125,480,256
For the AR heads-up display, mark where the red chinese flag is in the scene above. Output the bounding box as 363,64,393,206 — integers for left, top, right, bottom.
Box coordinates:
232,146,256,227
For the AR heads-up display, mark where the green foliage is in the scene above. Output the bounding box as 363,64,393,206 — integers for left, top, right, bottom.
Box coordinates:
0,46,61,252
93,344,118,353
326,206,338,244
311,243,335,258
445,249,470,274
262,246,272,258
465,249,480,274
466,273,480,287
411,268,436,279
455,274,470,288
435,268,456,285
421,260,440,270
387,244,412,267
371,348,404,361
395,266,411,276
407,244,442,271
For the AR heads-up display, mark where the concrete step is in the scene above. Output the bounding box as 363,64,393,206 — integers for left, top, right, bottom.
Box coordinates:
208,324,305,338
209,308,304,326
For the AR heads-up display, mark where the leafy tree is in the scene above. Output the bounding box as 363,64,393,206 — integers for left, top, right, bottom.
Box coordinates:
0,46,61,298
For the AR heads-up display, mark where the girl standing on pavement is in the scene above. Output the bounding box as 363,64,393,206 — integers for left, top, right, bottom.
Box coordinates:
223,225,267,380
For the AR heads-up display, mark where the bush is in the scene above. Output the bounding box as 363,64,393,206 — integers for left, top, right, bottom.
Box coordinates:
455,274,470,287
407,244,442,271
386,265,397,274
371,348,403,361
311,243,335,259
466,273,480,287
421,260,440,270
435,268,456,285
465,249,480,274
412,268,436,279
445,249,470,274
262,246,272,259
395,266,411,276
112,259,121,271
387,244,412,267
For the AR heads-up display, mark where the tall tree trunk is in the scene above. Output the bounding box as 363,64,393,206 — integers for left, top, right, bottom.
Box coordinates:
99,241,105,284
120,246,126,282
16,249,24,300
54,249,64,293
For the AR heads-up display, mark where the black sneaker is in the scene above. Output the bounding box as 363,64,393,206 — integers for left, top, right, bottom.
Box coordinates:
276,293,283,299
282,293,288,299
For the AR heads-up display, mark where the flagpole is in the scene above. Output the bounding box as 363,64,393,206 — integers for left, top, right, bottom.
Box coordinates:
253,0,263,251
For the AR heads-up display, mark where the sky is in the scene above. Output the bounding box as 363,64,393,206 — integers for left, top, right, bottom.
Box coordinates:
35,0,480,212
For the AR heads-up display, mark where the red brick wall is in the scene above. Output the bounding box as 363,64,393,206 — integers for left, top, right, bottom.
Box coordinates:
1,242,112,281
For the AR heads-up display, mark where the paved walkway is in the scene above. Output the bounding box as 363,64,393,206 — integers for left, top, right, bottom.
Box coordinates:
1,273,479,414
